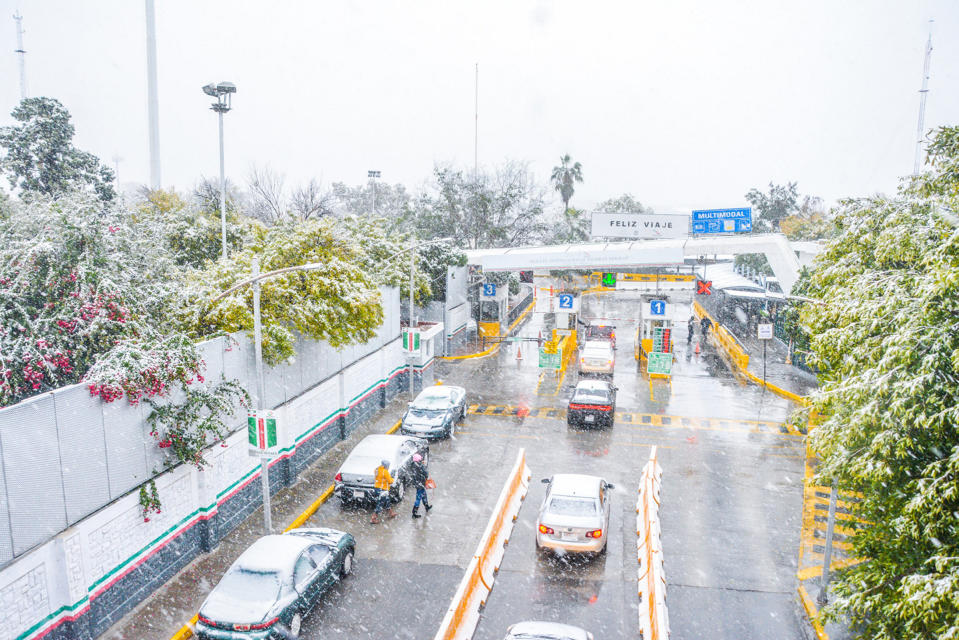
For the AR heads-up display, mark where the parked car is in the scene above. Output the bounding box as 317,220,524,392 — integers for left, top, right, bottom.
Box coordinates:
504,621,594,640
584,323,616,349
567,380,616,428
535,474,614,556
333,434,428,505
578,340,614,378
400,383,467,439
196,528,355,639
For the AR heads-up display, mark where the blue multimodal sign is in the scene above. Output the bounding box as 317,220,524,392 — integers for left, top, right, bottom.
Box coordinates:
558,293,574,310
691,207,752,234
649,299,666,316
482,283,496,297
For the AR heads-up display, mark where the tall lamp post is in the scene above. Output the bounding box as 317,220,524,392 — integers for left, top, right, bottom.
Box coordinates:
368,170,380,215
202,81,237,260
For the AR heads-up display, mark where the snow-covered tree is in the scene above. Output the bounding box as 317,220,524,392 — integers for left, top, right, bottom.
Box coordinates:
0,98,115,202
180,218,386,365
0,194,191,405
802,126,959,639
411,162,547,250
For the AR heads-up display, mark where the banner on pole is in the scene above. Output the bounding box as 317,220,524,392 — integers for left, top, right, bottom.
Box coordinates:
248,409,280,456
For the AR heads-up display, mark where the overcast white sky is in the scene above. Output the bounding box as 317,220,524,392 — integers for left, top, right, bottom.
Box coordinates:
1,0,956,214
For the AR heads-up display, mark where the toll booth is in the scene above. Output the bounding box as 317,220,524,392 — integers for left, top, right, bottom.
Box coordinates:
478,282,508,340
635,297,674,379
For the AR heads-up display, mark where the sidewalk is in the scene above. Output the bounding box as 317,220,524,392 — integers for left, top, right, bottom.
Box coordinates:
100,395,410,640
738,332,819,398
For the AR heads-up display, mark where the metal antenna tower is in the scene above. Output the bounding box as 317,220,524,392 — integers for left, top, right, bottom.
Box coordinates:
13,11,26,100
913,22,933,175
145,0,162,189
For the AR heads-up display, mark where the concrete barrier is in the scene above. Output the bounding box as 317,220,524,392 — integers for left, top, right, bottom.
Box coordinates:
433,449,531,640
637,446,669,639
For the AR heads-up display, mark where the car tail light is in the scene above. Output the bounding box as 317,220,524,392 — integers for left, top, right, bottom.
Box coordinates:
248,617,279,630
538,524,554,534
586,529,603,538
233,624,251,631
569,404,612,411
334,472,342,482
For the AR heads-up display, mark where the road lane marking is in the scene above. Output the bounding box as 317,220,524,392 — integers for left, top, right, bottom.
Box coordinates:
466,404,803,437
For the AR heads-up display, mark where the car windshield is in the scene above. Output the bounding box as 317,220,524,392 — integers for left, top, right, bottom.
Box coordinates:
213,568,282,602
547,496,598,516
572,389,610,403
587,326,613,338
413,393,451,410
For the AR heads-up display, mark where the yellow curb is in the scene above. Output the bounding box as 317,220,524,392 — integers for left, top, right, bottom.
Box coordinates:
798,585,829,640
440,300,534,361
169,418,403,640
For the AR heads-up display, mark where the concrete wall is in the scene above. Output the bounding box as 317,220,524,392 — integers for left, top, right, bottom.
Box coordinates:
0,288,408,640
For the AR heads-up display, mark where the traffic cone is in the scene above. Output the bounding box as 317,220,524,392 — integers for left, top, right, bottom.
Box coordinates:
516,345,523,360
694,341,701,355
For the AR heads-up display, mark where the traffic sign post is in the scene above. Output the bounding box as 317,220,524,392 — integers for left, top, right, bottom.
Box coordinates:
758,323,774,385
538,347,561,370
248,410,281,456
647,352,672,376
601,272,617,288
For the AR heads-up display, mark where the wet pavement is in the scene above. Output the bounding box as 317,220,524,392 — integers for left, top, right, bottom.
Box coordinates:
103,292,813,640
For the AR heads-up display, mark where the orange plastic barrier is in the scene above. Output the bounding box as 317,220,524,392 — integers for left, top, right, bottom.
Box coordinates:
636,447,668,638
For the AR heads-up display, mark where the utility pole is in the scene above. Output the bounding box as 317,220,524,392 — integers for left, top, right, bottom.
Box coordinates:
13,12,27,100
112,155,122,194
474,63,478,176
145,0,162,189
913,22,933,175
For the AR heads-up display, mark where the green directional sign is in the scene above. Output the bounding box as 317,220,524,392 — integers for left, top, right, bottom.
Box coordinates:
601,272,617,287
647,352,672,376
538,348,561,370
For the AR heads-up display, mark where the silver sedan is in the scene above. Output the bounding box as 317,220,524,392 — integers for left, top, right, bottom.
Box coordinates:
535,474,614,556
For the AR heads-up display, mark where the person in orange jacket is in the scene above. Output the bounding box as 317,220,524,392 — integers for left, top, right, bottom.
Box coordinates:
371,460,397,524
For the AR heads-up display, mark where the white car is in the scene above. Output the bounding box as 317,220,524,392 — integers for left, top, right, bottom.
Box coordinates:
535,474,614,556
504,621,594,640
578,340,614,378
400,383,467,439
333,434,428,505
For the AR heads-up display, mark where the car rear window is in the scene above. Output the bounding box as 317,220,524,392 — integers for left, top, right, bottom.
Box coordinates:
587,326,614,338
214,568,281,602
547,496,598,516
572,389,610,403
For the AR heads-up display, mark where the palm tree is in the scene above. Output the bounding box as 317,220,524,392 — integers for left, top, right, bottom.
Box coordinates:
550,154,583,214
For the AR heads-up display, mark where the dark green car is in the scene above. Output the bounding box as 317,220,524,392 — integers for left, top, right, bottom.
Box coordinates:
196,528,355,639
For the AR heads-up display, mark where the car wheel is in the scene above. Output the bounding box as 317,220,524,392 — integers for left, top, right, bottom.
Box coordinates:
341,549,354,577
289,612,302,638
447,421,455,438
393,479,406,502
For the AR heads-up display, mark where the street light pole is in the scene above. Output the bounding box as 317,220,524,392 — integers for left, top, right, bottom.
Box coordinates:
251,258,272,534
368,170,380,216
409,236,416,400
203,81,236,260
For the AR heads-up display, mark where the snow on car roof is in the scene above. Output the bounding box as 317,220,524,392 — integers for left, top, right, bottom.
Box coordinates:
417,384,464,398
574,379,612,391
549,474,603,498
235,534,312,573
508,620,590,640
352,434,408,455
